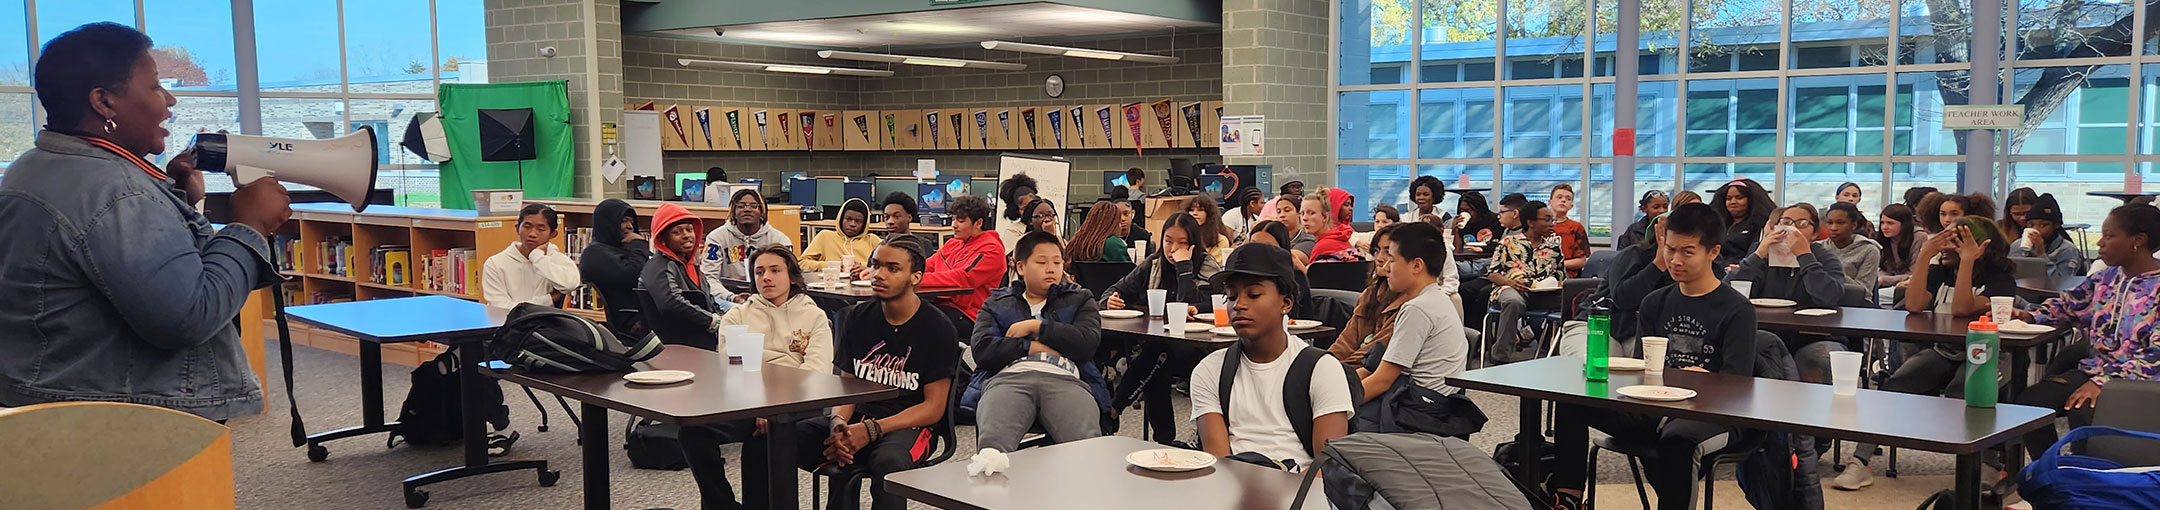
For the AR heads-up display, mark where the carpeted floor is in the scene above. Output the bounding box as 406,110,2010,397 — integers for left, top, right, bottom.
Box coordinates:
231,339,1982,509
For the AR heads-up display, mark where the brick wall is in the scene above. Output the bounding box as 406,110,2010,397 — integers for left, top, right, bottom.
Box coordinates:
1222,0,1329,187
485,0,623,199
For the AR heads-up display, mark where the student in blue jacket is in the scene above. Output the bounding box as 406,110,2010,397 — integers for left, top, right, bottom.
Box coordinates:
967,231,1111,453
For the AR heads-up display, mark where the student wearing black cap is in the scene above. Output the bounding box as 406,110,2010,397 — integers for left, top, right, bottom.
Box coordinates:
1189,243,1354,469
2010,193,2087,278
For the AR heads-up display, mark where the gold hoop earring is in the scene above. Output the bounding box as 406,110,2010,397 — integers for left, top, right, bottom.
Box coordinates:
102,119,117,134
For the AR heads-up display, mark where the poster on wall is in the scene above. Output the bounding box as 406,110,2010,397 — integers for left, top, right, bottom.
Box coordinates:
1219,116,1244,156
1242,115,1264,155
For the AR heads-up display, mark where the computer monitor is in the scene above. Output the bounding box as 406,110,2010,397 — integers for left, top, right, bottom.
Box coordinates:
789,175,817,206
676,177,706,203
843,181,874,204
1104,170,1132,195
1197,174,1231,204
941,176,969,197
780,172,806,193
918,183,949,215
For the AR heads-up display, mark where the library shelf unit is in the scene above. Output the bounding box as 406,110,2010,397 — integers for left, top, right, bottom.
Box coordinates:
265,203,523,366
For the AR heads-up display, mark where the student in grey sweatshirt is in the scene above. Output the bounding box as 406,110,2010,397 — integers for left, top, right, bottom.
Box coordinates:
1817,202,1881,292
700,187,793,297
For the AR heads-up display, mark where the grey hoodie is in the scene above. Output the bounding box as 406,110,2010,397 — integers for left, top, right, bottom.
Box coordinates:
1817,235,1881,292
699,187,793,290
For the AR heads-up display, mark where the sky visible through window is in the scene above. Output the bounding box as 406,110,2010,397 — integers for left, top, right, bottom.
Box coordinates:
12,0,485,89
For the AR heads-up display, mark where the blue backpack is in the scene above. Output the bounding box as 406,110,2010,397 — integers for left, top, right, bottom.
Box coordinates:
2018,426,2160,510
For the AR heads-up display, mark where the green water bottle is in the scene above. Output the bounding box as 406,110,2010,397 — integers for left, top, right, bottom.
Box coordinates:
1964,316,2000,408
1585,297,1612,381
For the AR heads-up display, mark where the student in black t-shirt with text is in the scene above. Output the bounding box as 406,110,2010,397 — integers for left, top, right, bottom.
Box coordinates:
799,236,958,510
1547,203,1756,510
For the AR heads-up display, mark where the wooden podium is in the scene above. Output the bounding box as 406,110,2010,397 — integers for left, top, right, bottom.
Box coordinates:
1142,195,1193,241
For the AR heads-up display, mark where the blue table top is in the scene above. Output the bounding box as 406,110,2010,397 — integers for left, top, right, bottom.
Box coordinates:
284,295,505,343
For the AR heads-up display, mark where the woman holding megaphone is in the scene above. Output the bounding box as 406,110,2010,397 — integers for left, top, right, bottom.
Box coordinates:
0,22,291,422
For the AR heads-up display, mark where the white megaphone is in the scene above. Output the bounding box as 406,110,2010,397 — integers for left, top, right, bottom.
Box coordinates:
190,125,380,212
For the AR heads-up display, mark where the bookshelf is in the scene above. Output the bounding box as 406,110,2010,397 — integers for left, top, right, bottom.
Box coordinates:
262,203,524,366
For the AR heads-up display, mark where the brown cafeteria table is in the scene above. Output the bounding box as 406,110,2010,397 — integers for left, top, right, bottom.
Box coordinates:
884,435,1327,510
487,347,900,510
1452,357,2054,510
1752,306,2067,397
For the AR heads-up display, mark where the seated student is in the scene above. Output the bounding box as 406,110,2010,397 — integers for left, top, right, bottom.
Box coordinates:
923,195,1007,329
1454,191,1502,246
1224,187,1265,245
2011,204,2160,462
1714,178,1776,270
482,203,582,309
1064,200,1131,264
1875,203,1921,291
1550,184,1591,277
1494,193,1529,240
1268,196,1319,266
1302,187,1361,262
1484,200,1567,348
1109,187,1151,247
877,192,938,261
800,197,877,273
1405,175,1449,220
1549,203,1757,510
1105,212,1218,445
700,188,794,298
579,199,653,337
1351,204,1398,254
999,175,1041,254
970,231,1108,453
1355,223,1470,424
1186,195,1234,265
677,245,834,510
1728,203,1848,382
1819,202,1881,292
797,236,957,510
2010,194,2088,279
1333,224,1405,366
641,203,721,349
1555,212,1668,358
1021,198,1060,238
1620,191,1669,249
1836,214,2019,491
1192,243,1356,470
1245,220,1317,314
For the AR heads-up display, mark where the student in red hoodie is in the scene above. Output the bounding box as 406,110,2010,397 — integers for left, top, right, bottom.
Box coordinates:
640,203,721,349
1302,187,1360,262
923,194,1007,331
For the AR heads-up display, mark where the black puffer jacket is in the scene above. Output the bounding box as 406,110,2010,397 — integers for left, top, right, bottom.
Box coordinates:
579,199,650,336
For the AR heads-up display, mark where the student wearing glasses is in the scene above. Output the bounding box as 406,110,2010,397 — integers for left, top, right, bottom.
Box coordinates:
701,188,793,298
1728,203,1849,382
1484,200,1567,350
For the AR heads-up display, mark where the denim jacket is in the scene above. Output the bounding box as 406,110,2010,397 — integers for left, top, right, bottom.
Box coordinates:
0,131,278,420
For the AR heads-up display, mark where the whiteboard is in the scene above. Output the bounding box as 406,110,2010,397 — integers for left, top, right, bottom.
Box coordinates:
996,152,1071,235
621,110,662,179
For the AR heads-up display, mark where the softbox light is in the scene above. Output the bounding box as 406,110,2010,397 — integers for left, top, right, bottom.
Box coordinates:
478,108,537,162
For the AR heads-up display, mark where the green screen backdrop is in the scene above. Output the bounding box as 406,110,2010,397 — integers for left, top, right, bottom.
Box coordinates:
437,80,574,209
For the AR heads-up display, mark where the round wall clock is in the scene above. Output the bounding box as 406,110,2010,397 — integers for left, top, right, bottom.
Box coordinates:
1044,74,1066,98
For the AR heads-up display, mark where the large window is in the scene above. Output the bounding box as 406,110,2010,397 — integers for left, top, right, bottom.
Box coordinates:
2,0,483,209
1335,0,2160,240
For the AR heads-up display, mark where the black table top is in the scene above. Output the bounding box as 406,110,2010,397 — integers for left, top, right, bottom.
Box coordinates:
1451,357,2055,454
883,436,1327,510
487,347,899,427
1753,306,2063,347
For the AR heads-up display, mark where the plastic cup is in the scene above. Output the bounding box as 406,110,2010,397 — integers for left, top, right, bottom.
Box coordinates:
1134,240,1148,256
1166,302,1188,333
840,254,858,272
1146,289,1169,317
1640,336,1669,376
1211,294,1229,327
1730,281,1753,298
1128,248,1141,261
1830,351,1863,396
737,333,764,372
1990,296,2015,324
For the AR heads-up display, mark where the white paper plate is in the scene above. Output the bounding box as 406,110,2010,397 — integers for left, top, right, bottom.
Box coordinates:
1617,385,1698,402
1750,298,1798,308
1125,448,1217,472
1528,286,1563,292
1794,308,1839,317
808,281,845,289
1099,309,1144,319
1288,319,1324,330
851,280,872,287
623,370,693,385
1165,323,1212,333
1194,312,1215,322
1997,320,2054,335
1210,326,1238,337
1606,358,1646,371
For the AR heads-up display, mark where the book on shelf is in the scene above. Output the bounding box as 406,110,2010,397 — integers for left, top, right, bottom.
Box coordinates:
564,284,601,311
564,227,594,261
274,235,302,271
416,248,480,296
315,236,356,277
370,245,411,286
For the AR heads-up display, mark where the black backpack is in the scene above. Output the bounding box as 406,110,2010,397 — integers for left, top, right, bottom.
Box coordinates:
624,418,688,470
389,349,511,448
1214,341,1363,465
487,303,665,373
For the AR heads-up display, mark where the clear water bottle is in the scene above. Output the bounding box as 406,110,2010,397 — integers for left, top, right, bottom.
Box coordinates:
1585,297,1611,381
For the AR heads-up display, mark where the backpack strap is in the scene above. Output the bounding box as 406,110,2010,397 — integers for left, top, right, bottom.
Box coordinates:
1285,346,1328,455
1216,341,1244,429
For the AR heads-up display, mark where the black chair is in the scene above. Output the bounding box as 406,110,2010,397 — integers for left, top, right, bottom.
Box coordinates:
1069,261,1135,298
811,365,965,510
2089,379,2160,466
1559,277,1601,321
2010,256,2049,280
1306,261,1373,292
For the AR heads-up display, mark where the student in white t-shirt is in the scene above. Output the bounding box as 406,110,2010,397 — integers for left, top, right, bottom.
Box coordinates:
1191,243,1354,469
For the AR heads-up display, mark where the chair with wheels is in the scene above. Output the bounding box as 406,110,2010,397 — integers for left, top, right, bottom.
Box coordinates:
2087,379,2160,465
810,364,965,510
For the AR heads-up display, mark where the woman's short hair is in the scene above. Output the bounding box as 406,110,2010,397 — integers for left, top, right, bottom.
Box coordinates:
34,22,153,129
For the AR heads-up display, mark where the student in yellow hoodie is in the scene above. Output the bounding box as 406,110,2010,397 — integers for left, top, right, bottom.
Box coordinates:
680,244,835,509
801,197,879,274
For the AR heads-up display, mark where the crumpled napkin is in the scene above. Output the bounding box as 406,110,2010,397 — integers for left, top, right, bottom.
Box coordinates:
967,448,1010,477
1768,225,1801,268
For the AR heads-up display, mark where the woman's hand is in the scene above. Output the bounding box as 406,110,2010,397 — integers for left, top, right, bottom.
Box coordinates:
1757,228,1784,258
1919,229,1955,257
2066,380,2104,409
166,147,206,205
1168,244,1194,263
1106,291,1126,310
1953,227,1987,261
1786,229,1812,256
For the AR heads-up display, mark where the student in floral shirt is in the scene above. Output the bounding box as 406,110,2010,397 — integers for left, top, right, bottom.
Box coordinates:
1484,200,1567,347
2012,204,2160,461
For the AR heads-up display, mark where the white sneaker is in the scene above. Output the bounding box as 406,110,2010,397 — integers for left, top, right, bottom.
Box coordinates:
1832,459,1874,490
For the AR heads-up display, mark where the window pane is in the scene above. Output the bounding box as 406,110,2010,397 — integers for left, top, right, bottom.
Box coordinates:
2010,65,2129,158
1592,81,1678,157
347,99,442,207
1419,87,1498,158
1892,71,1967,155
0,92,33,170
1504,0,1586,80
0,0,27,86
257,98,345,192
438,0,487,83
1790,0,1891,68
1340,0,1414,85
159,96,239,167
2012,161,2120,233
144,0,236,89
1503,85,1584,158
1585,163,1674,235
254,0,342,87
1890,162,1959,209
1789,75,1889,157
1783,163,1884,213
2144,67,2160,154
2016,0,2132,60
1899,0,1978,64
1420,0,1498,83
1685,78,1777,157
1683,163,1776,201
1339,90,1413,159
1592,0,1681,76
1499,164,1583,208
37,0,134,46
1339,164,1412,222
345,0,436,93
1689,0,1781,72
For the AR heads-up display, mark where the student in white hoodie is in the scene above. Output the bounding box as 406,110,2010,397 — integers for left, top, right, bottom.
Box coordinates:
679,244,833,510
700,187,793,299
481,203,581,309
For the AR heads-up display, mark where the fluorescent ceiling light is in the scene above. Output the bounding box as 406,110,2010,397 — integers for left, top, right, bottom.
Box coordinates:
677,58,894,77
978,40,1180,64
816,50,1027,71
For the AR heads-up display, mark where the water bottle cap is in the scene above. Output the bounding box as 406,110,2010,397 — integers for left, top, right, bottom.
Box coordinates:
1968,315,1998,331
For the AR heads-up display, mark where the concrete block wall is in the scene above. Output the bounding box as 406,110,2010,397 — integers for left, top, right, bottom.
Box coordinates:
621,34,865,193
485,0,623,199
1222,0,1329,188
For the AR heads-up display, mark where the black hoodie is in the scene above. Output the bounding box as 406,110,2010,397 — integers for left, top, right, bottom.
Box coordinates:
579,199,651,336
